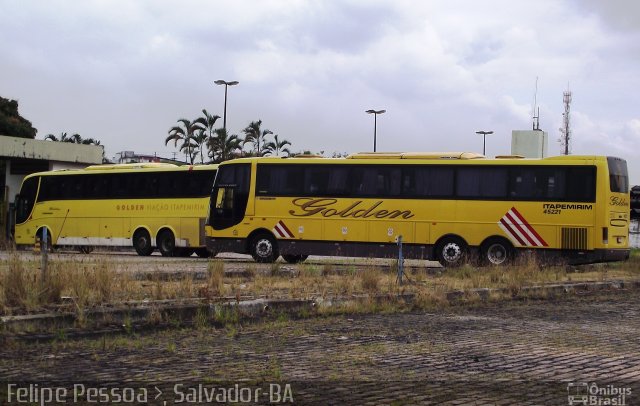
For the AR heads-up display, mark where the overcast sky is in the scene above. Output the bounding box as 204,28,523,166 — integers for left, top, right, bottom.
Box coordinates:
2,0,639,183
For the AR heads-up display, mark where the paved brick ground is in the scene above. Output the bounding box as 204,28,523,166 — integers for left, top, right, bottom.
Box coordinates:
1,292,639,405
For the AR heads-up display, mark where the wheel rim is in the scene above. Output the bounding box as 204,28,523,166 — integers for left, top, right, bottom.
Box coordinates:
442,242,462,263
255,238,273,258
136,235,149,250
487,243,507,265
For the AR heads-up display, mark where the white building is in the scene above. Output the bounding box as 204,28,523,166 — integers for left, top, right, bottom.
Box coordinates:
1,135,103,237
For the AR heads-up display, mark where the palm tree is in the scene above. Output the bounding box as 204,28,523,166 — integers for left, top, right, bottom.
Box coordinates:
66,133,82,143
190,128,209,164
45,132,71,142
264,134,291,157
45,132,101,145
80,137,101,146
208,128,243,163
194,109,220,140
242,120,273,157
166,118,200,164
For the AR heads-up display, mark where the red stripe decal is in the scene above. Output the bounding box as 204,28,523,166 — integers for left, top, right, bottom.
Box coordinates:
505,211,537,246
278,221,294,238
500,218,526,246
510,207,548,247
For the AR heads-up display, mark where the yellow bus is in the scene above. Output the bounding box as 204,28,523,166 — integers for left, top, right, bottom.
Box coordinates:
13,163,217,257
204,153,630,266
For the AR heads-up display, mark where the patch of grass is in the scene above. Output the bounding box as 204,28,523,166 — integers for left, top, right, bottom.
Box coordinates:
360,268,380,293
269,262,281,277
194,307,209,329
206,260,225,297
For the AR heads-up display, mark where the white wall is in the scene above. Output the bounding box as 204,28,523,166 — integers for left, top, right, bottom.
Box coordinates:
511,130,548,158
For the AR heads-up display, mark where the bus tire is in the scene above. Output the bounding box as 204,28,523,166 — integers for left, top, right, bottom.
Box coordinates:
282,254,308,264
195,247,215,258
133,229,153,256
157,230,176,257
436,236,467,268
481,237,514,266
250,233,279,263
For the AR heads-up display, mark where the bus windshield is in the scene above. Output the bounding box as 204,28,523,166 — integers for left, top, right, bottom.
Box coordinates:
15,176,39,224
209,163,250,230
608,157,628,193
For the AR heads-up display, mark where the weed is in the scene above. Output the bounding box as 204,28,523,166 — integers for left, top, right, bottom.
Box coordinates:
270,262,281,277
147,306,163,325
194,307,209,329
214,305,239,326
3,254,27,308
207,260,225,297
122,314,133,335
360,268,380,293
92,260,114,303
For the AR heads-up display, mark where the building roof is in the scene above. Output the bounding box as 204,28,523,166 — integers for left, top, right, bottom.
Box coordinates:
0,135,103,164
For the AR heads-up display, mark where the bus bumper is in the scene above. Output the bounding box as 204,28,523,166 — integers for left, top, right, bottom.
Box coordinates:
206,237,246,255
563,248,630,265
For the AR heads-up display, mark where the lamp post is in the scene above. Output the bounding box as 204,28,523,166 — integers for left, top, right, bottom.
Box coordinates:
214,80,239,130
475,130,493,156
366,109,386,152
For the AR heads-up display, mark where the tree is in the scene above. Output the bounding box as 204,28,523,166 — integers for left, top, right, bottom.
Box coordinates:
0,97,37,139
194,109,220,141
264,134,291,157
191,128,209,164
45,132,101,145
242,120,273,157
166,118,200,164
45,132,72,142
207,128,243,163
193,110,220,164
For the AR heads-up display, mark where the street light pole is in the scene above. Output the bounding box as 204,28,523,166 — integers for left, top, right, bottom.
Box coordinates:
214,80,239,130
475,130,493,156
366,109,386,152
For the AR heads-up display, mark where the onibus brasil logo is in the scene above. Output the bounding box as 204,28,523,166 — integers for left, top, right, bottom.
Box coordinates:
567,382,631,405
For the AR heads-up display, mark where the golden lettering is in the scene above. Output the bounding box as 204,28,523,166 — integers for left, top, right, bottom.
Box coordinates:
289,198,414,219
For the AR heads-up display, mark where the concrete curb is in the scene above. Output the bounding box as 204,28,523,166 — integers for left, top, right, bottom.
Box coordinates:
2,279,639,338
445,279,640,301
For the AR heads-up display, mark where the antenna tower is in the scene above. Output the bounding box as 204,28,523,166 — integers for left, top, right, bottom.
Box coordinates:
532,77,541,130
559,86,572,155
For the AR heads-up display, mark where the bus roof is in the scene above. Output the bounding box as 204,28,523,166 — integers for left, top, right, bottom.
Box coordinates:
23,163,218,178
85,163,178,170
346,152,485,159
218,153,613,165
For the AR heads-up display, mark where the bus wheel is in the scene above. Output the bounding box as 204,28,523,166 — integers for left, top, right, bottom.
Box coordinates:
195,248,214,258
250,233,279,263
157,230,176,257
79,246,94,254
282,254,308,264
481,238,513,266
133,230,153,256
436,237,467,268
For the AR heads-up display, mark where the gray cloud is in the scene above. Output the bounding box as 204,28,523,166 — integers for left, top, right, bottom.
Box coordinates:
1,0,639,183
